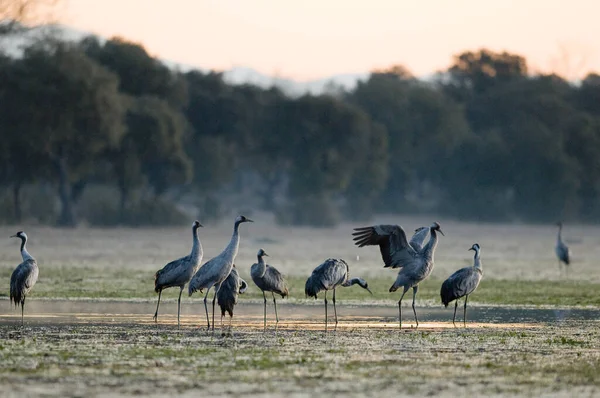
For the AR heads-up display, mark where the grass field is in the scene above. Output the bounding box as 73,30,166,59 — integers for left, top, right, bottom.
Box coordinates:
1,215,600,397
1,320,599,397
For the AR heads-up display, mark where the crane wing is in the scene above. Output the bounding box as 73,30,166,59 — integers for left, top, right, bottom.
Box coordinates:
441,267,481,303
264,266,289,297
352,224,417,268
409,226,429,252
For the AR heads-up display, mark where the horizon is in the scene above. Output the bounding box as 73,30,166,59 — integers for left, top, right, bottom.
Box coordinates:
58,0,600,82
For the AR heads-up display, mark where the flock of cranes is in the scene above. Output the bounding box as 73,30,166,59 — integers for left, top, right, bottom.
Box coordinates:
8,217,572,331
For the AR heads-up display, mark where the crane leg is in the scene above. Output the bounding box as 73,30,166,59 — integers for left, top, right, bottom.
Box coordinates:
212,286,219,332
21,297,25,328
463,295,469,327
272,292,279,323
262,291,267,332
153,289,162,322
412,286,419,328
177,287,183,329
397,288,408,329
203,288,211,330
333,288,338,328
324,291,328,332
452,300,458,327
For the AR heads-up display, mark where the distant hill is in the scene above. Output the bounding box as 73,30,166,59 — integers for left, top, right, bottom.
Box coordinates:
0,24,370,96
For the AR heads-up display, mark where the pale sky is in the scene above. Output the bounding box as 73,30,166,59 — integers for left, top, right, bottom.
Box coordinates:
61,0,599,81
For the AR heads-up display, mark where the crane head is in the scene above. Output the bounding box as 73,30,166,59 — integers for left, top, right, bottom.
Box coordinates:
193,220,203,228
469,243,480,252
10,231,26,239
257,248,269,257
431,221,444,236
236,215,254,224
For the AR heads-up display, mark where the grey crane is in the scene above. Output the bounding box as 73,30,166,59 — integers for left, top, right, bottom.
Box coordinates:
250,248,289,331
353,221,444,329
216,264,248,334
440,243,483,327
9,231,39,327
305,258,372,331
188,215,253,330
555,222,571,275
153,220,203,328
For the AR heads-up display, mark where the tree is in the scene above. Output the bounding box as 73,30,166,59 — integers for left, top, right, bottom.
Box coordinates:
81,36,188,109
348,70,470,212
5,40,125,226
441,49,528,103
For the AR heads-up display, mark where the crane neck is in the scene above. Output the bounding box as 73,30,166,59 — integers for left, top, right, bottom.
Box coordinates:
557,224,563,243
473,248,482,270
223,220,242,261
190,224,202,261
19,236,34,262
423,228,440,261
255,254,267,277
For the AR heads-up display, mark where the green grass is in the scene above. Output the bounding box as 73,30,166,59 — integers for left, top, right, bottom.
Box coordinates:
2,265,600,306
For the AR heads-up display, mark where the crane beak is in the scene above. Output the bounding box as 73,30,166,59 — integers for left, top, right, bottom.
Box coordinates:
438,229,445,236
246,218,254,223
264,253,269,257
468,247,474,251
198,223,204,228
9,234,17,238
366,287,373,295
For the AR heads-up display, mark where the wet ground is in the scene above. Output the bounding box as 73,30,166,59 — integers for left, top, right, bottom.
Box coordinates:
1,300,599,328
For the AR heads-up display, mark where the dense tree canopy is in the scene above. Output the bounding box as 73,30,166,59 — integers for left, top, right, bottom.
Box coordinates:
1,33,600,227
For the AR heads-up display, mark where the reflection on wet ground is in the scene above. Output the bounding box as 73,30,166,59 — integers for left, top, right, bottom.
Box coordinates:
1,300,598,329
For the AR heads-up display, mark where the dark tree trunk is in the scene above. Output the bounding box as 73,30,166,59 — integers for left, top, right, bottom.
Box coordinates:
54,155,76,227
13,181,22,223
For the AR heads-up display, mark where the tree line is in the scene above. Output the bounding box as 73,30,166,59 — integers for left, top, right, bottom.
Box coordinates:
1,33,599,227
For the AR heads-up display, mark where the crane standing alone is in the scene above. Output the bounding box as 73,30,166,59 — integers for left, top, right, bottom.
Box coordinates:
188,215,253,330
9,231,39,327
153,220,203,328
353,221,444,329
440,243,483,327
216,265,248,334
305,258,372,331
555,222,571,275
250,248,289,331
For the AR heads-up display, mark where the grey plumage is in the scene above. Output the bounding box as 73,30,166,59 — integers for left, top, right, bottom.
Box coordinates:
153,220,203,328
440,243,483,327
217,265,247,334
188,215,253,330
9,231,39,327
353,221,444,329
555,222,571,274
409,226,429,252
250,248,289,330
305,258,372,331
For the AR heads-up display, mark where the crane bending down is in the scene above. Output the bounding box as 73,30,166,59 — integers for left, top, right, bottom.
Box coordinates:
154,220,203,327
216,265,248,334
188,215,253,330
305,258,372,331
555,222,571,275
353,221,444,329
9,231,39,327
250,248,288,331
440,243,483,327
